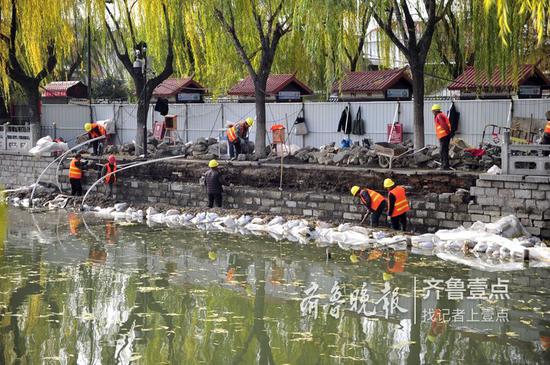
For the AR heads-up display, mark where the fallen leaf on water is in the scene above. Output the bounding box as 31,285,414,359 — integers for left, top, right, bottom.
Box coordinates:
211,328,228,334
137,286,163,293
506,331,518,337
391,340,416,350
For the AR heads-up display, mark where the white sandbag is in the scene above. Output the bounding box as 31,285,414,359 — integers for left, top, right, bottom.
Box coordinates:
181,213,194,222
486,165,502,175
191,212,206,224
484,215,530,238
237,215,252,226
114,203,128,212
349,226,371,236
527,247,550,262
244,223,267,232
36,136,53,147
268,216,284,226
250,217,264,225
267,223,284,236
219,216,236,227
148,213,165,224
96,119,116,134
165,209,180,216
205,212,219,223
146,207,158,217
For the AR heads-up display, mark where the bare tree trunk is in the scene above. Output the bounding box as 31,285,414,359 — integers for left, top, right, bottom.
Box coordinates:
411,65,426,149
254,77,267,157
136,96,149,155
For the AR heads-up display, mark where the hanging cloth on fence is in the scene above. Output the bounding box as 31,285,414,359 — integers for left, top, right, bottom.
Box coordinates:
352,106,365,135
337,106,352,134
294,109,308,135
448,102,460,138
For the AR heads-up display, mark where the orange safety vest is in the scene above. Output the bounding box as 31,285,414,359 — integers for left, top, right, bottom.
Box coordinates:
226,126,238,143
104,163,117,184
434,112,451,139
388,185,410,217
236,121,249,138
89,123,106,139
544,121,550,135
359,189,385,211
68,213,80,236
69,158,82,179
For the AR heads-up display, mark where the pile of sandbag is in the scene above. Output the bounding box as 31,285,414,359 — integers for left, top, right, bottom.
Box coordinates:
29,136,68,156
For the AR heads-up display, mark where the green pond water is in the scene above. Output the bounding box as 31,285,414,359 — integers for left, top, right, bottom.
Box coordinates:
0,207,549,365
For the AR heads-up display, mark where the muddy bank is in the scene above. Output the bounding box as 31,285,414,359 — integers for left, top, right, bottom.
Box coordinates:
77,157,478,195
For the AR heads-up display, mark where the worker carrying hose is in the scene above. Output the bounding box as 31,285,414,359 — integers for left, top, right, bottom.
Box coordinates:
84,122,107,156
101,155,117,198
542,111,550,156
203,159,228,208
226,118,254,160
350,185,386,227
384,178,410,231
432,104,452,170
68,153,88,196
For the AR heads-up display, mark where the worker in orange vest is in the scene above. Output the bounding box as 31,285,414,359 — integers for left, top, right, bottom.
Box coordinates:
350,185,386,227
432,104,452,170
384,178,410,231
68,153,87,196
226,118,254,159
542,110,550,156
102,155,117,198
84,122,107,155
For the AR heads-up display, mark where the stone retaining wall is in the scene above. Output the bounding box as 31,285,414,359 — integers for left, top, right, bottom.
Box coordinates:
469,174,550,237
0,153,56,187
1,152,548,238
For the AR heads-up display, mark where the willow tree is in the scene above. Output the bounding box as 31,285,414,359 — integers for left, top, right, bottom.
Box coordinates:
195,0,293,157
473,0,549,74
101,0,174,156
370,0,453,149
0,0,73,138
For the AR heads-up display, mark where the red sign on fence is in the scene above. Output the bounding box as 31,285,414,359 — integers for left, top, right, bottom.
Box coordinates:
153,121,166,140
387,123,403,143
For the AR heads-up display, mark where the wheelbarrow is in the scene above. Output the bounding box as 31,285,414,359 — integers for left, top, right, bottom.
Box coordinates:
374,142,427,169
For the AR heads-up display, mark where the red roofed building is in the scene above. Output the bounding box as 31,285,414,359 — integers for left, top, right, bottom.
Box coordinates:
42,81,88,104
228,74,313,102
448,65,550,99
152,78,206,103
332,67,412,101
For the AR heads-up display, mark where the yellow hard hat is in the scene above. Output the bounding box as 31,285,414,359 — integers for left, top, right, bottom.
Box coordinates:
246,117,254,126
383,272,393,281
350,253,359,264
208,251,217,261
208,159,219,168
84,123,92,132
351,186,360,197
383,178,395,189
431,104,441,111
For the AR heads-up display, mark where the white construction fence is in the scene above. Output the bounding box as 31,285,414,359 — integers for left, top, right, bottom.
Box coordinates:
40,99,549,149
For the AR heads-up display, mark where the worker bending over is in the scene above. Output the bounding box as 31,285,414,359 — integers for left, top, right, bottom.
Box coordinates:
384,178,410,231
84,122,107,156
203,159,228,208
226,118,254,159
350,185,386,227
102,155,117,198
68,153,88,196
542,111,550,156
432,104,452,170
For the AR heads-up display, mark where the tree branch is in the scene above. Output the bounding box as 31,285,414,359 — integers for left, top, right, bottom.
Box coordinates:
214,6,257,80
35,41,56,81
400,0,417,45
370,5,409,58
250,0,266,47
123,0,137,47
105,4,129,57
392,0,409,44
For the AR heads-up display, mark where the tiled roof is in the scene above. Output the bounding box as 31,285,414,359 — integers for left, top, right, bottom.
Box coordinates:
153,78,205,97
448,65,550,90
332,67,411,93
228,74,313,96
42,81,82,97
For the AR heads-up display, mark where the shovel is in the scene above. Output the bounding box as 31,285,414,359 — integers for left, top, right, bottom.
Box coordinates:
359,211,371,225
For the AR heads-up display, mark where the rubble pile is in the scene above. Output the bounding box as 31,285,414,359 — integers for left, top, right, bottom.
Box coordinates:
289,138,501,171
114,134,257,161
